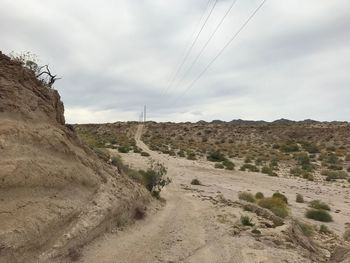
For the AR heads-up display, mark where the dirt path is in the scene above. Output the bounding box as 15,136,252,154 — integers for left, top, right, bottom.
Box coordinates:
78,125,350,263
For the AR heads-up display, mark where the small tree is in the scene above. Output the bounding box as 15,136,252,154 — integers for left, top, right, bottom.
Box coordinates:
9,51,60,88
140,162,170,198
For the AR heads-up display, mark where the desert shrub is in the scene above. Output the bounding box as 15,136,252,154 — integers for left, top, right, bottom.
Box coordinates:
261,166,278,177
187,151,197,160
305,209,332,222
258,197,288,218
301,142,320,154
255,192,264,199
328,164,343,170
207,151,226,162
191,178,201,185
178,150,186,157
280,141,300,153
214,163,225,169
118,145,130,153
244,157,252,164
319,224,332,234
240,215,254,226
273,192,288,204
290,166,303,177
296,220,314,237
255,158,263,166
344,229,350,241
141,151,150,157
223,160,235,170
303,173,314,181
347,167,350,172
322,170,348,181
309,200,330,211
240,164,259,172
139,162,171,198
238,192,255,203
261,166,271,174
296,194,304,203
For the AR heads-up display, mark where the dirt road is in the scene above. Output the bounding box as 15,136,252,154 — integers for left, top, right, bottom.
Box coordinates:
78,125,350,263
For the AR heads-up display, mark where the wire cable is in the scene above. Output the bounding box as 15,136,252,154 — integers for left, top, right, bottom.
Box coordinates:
172,0,239,93
162,0,219,96
169,0,267,106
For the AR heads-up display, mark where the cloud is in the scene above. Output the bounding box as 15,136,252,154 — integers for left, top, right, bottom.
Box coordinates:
0,0,349,123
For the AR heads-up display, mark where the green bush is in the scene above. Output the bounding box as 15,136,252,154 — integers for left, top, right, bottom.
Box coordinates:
240,164,259,172
321,170,348,181
207,151,226,162
305,209,332,222
240,215,254,226
272,192,288,204
280,141,299,153
187,151,197,160
139,162,171,198
309,200,330,211
255,192,264,199
118,145,130,153
296,220,314,237
301,142,319,154
238,192,255,203
223,160,235,170
319,224,332,234
296,194,304,203
258,197,288,218
290,166,303,176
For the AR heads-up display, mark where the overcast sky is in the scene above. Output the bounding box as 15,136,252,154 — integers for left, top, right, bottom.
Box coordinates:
1,0,349,123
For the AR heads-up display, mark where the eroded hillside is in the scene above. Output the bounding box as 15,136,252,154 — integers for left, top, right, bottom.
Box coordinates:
0,52,150,262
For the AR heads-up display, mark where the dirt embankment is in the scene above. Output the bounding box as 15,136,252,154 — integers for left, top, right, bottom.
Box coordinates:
0,52,150,262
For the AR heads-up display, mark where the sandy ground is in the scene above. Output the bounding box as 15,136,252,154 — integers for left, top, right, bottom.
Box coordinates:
78,125,350,263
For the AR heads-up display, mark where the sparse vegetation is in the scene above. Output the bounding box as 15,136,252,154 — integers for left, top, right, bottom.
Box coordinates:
309,200,330,211
240,164,259,172
238,192,255,203
319,224,332,234
272,192,288,204
240,215,254,226
258,197,288,218
295,220,314,237
305,209,332,222
255,192,264,199
139,162,171,199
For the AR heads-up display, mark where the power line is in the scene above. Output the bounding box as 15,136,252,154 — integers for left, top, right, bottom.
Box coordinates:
173,0,239,93
161,0,218,96
169,0,267,106
159,0,212,97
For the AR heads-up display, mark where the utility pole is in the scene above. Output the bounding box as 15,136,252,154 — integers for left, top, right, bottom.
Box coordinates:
144,105,146,123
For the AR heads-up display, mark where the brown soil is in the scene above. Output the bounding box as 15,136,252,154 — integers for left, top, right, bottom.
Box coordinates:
78,125,350,263
0,52,150,263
